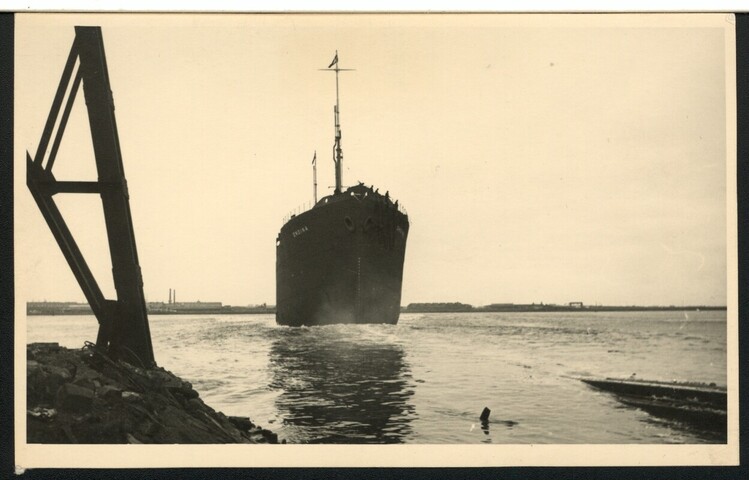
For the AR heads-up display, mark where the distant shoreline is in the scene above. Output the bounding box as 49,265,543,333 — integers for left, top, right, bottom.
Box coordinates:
26,301,726,316
401,303,727,313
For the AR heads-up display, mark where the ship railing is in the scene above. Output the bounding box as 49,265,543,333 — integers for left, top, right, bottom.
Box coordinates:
282,199,408,225
282,200,314,225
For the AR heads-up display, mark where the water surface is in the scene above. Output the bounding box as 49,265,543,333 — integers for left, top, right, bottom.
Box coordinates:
27,310,726,443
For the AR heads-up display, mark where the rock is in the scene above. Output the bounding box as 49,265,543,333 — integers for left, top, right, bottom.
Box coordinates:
98,419,123,441
248,429,270,443
97,385,122,400
122,418,134,433
185,398,203,412
75,365,103,382
44,365,73,383
38,365,75,402
228,416,255,431
73,376,96,391
55,383,94,413
180,383,199,399
61,424,78,443
246,426,280,444
185,389,199,399
146,369,183,390
26,368,51,405
122,391,142,403
137,419,160,437
262,429,279,444
26,343,281,444
27,407,57,421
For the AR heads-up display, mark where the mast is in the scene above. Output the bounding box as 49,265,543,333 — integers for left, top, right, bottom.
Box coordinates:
322,51,354,195
312,150,317,203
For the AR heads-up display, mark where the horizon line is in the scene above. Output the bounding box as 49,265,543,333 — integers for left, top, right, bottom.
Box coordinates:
25,300,729,308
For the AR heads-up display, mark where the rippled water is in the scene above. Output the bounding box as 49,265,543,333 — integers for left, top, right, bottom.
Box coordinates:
27,311,726,444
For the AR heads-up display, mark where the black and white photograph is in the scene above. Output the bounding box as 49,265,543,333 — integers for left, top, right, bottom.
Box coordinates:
13,12,738,467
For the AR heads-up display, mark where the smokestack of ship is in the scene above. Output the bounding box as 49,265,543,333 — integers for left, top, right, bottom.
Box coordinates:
168,288,172,304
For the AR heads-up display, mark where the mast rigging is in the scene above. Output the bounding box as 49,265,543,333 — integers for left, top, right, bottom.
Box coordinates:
321,51,354,194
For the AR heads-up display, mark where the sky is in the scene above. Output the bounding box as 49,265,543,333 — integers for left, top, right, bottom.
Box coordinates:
15,13,733,307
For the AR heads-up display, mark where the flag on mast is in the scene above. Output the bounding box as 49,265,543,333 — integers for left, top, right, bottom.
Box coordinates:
312,151,316,165
328,53,338,68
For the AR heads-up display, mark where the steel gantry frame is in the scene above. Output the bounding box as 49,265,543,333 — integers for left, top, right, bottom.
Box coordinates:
27,26,155,367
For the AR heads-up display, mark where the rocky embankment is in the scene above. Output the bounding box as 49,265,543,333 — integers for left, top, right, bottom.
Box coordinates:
27,342,281,444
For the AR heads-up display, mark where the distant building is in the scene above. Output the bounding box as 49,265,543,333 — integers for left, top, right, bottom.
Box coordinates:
569,302,584,308
171,301,222,311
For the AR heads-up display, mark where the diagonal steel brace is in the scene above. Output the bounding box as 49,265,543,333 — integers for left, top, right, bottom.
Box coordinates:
27,26,155,367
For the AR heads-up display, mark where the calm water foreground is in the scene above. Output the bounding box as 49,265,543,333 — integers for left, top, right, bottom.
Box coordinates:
27,311,726,444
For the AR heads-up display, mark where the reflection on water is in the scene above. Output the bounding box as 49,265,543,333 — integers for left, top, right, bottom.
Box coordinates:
268,326,416,443
28,311,727,444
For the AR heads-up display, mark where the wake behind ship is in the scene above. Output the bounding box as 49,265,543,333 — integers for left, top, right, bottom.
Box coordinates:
276,53,410,326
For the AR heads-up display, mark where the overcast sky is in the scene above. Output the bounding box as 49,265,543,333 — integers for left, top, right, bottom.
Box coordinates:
15,13,733,307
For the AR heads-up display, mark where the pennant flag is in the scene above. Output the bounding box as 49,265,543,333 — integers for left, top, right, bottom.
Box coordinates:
312,151,317,165
328,53,338,68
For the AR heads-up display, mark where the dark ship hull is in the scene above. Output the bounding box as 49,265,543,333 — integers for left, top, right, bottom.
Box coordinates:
276,185,409,326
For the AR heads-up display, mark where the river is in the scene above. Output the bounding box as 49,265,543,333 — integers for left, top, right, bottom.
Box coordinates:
26,310,726,444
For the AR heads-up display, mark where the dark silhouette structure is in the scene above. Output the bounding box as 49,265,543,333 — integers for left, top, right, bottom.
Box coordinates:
27,26,155,367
